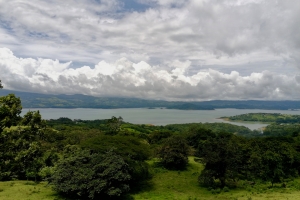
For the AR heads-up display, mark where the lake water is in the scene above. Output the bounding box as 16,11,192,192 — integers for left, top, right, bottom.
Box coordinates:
22,108,300,130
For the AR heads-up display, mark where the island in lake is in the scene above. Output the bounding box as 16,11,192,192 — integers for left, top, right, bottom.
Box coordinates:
220,113,300,123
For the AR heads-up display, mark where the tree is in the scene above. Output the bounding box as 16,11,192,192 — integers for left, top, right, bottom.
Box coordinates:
0,80,2,89
148,130,173,144
157,135,190,170
0,94,22,132
0,88,48,181
106,116,123,135
198,132,247,188
185,126,214,149
0,111,46,180
0,126,44,180
21,110,46,138
247,137,297,186
51,147,131,199
81,135,151,188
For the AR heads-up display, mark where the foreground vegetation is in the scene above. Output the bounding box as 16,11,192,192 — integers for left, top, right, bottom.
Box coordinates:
2,80,300,199
2,161,300,200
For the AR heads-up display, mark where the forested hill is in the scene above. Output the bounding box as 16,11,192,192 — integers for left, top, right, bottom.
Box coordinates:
1,89,300,110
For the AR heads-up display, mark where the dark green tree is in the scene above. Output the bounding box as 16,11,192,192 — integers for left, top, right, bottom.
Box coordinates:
0,110,46,180
148,130,173,144
185,126,214,149
157,135,190,170
0,94,22,132
81,135,151,188
198,132,247,188
0,126,44,180
21,111,46,129
0,87,47,181
248,137,297,186
51,147,131,199
0,80,2,89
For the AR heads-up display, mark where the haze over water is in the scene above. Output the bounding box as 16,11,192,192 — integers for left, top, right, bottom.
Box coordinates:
22,108,300,130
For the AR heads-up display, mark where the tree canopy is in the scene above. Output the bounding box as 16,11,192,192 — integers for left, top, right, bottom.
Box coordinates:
0,94,22,132
157,135,190,170
51,147,131,199
198,132,247,188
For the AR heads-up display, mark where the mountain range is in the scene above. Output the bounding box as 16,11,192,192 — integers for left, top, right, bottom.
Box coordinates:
1,89,300,110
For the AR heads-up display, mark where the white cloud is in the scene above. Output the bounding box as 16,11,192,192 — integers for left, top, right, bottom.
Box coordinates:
0,0,299,71
1,48,300,100
1,0,300,100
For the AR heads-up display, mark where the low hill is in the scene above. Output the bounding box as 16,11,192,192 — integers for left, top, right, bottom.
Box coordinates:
1,89,300,110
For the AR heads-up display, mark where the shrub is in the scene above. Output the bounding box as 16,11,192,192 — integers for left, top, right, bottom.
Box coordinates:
81,135,151,188
223,186,230,192
198,169,215,187
50,147,131,199
157,135,189,170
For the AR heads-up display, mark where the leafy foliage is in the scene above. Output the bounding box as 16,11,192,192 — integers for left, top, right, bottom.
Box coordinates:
157,135,190,170
247,137,298,186
165,123,253,137
106,116,123,135
198,132,247,188
0,94,22,132
263,124,300,137
148,130,173,144
81,135,151,161
184,126,214,148
0,125,44,180
81,135,151,188
0,99,47,180
51,147,131,199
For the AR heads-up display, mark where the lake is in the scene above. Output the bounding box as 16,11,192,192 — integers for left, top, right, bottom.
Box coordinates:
22,108,300,130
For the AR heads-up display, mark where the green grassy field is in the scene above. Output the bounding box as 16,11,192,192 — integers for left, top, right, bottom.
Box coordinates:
0,181,64,200
1,157,300,200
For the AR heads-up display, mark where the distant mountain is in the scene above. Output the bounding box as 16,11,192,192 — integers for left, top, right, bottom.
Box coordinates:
1,89,300,110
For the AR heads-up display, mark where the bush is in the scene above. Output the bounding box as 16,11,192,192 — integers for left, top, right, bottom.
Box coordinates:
211,188,221,194
157,135,189,170
81,135,151,188
38,166,54,180
198,169,215,187
223,186,230,192
50,147,131,199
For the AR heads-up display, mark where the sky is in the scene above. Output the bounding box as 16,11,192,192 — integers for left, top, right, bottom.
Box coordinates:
0,0,300,101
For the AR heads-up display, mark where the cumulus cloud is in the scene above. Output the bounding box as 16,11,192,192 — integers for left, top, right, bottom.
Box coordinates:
1,48,300,100
0,0,300,71
1,0,300,100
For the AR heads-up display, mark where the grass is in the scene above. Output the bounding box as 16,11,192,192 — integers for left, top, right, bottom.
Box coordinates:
0,181,64,200
1,158,300,199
